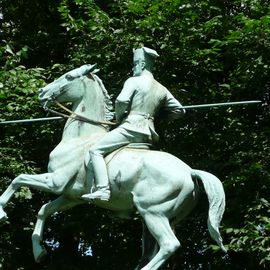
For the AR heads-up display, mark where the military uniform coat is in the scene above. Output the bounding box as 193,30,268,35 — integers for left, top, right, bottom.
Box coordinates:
116,70,184,143
89,70,185,156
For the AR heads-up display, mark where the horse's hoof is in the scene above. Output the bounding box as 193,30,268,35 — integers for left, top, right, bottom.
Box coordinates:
0,208,8,223
34,248,47,263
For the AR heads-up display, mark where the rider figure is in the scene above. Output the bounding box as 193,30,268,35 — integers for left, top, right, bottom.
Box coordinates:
82,47,186,201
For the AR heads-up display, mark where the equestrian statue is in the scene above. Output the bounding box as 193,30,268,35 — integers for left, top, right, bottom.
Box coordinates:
0,47,226,270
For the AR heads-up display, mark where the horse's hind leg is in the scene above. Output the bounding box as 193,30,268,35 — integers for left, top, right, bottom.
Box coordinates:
139,214,180,270
0,173,58,222
32,195,83,262
135,221,159,270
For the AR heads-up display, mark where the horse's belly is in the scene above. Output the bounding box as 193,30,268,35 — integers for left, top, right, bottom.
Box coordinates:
107,149,193,205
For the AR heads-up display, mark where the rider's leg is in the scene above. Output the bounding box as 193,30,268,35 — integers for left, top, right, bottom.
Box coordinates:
82,151,111,201
81,128,132,201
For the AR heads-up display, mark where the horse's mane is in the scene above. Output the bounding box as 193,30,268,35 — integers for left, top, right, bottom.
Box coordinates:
92,74,114,121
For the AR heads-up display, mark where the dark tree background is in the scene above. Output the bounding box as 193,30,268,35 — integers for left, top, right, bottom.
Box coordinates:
0,0,269,269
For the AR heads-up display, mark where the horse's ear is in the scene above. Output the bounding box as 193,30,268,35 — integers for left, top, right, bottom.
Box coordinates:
89,63,99,74
89,63,97,72
83,64,100,80
92,68,100,74
80,64,98,76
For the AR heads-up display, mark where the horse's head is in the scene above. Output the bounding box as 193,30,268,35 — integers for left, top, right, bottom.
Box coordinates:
38,64,98,107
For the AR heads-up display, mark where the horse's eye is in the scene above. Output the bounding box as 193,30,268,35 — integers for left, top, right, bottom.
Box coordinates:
65,74,74,80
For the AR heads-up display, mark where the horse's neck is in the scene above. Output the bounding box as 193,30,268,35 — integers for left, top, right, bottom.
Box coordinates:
62,85,108,140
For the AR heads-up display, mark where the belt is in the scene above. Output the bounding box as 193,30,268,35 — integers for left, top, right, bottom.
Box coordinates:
129,111,154,120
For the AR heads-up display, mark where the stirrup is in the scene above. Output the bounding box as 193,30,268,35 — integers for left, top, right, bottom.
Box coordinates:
81,186,110,201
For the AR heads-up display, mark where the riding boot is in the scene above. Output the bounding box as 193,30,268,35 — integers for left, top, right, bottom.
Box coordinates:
82,153,111,201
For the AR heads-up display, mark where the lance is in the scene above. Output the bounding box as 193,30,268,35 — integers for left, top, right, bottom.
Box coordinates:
181,100,261,110
0,116,63,125
0,100,261,125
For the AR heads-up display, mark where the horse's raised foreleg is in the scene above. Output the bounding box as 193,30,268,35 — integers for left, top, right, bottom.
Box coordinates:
32,195,84,262
0,173,61,222
139,214,180,270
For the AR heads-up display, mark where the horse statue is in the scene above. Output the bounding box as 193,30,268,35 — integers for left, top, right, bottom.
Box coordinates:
0,64,226,270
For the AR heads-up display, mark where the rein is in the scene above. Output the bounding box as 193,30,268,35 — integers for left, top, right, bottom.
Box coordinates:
45,101,116,126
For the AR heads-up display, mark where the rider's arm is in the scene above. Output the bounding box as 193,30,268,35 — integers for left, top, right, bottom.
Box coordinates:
115,78,136,123
162,90,186,120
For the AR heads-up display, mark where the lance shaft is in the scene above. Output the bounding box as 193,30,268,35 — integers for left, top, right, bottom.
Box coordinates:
0,100,261,125
181,100,261,110
0,116,63,125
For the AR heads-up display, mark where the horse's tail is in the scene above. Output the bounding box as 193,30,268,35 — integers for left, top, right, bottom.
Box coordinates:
191,169,227,252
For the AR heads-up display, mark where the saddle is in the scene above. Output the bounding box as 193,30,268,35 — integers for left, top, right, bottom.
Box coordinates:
125,142,153,150
105,143,157,165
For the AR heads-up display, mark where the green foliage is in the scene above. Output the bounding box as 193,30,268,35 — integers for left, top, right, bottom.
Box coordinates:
0,0,269,269
227,198,270,267
0,63,49,175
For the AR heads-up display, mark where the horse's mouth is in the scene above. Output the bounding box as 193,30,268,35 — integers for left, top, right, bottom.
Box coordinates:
38,96,49,105
38,91,54,108
38,88,52,103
